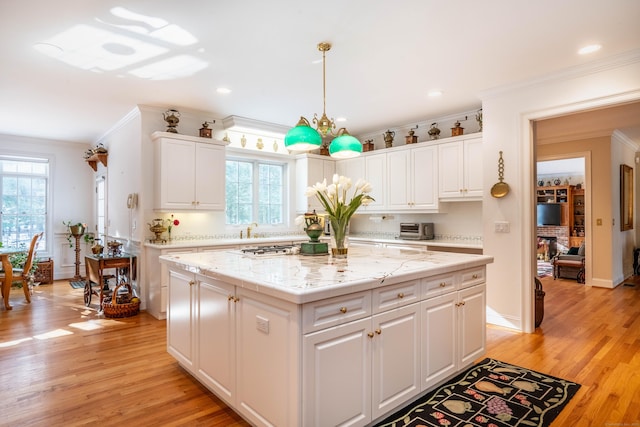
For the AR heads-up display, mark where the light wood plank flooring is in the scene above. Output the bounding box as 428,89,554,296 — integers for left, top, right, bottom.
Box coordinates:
1,276,639,426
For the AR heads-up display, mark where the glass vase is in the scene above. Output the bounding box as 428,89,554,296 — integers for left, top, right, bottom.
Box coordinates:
330,218,350,259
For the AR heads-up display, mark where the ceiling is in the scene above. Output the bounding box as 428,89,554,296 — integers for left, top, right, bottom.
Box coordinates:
2,0,640,144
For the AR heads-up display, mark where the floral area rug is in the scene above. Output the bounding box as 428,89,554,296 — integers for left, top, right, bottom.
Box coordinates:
374,358,580,427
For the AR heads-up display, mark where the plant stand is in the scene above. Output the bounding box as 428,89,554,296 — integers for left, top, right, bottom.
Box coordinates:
72,233,83,281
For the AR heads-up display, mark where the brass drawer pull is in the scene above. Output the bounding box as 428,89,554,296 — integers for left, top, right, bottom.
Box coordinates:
375,328,381,335
367,332,374,338
472,274,479,279
439,282,447,287
340,307,348,314
397,292,404,299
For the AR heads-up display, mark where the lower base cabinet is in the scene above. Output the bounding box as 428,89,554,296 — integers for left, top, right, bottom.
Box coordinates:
166,266,486,427
167,268,301,426
421,283,486,390
303,303,421,426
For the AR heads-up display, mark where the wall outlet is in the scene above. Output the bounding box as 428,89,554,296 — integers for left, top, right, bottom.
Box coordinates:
256,315,269,334
494,221,510,233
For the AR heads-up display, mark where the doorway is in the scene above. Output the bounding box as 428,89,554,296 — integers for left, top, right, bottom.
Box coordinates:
535,157,587,281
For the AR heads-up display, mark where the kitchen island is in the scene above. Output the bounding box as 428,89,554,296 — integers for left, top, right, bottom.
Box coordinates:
159,246,493,427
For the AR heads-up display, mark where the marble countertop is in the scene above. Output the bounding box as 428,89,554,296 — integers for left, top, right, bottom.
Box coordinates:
145,235,482,250
159,246,493,304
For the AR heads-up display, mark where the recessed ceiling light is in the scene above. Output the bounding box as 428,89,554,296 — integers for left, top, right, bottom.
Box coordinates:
428,90,443,97
578,44,601,55
33,42,64,57
216,87,231,94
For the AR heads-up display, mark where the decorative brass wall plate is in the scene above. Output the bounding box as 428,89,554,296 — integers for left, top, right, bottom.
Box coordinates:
490,151,510,198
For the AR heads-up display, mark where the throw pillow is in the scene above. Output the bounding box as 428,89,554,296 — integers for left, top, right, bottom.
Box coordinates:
578,242,586,256
567,247,579,255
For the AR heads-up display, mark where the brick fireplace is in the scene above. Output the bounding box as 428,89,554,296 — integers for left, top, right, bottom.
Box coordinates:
537,226,570,252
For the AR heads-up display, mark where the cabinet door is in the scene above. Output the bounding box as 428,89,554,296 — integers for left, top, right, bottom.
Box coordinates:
336,156,365,183
303,317,372,427
167,268,196,372
371,303,421,420
420,292,457,390
463,137,483,198
296,156,336,213
197,278,236,405
236,289,300,427
438,141,464,199
411,145,439,210
386,150,410,210
159,139,197,209
457,284,486,368
194,143,225,210
365,153,387,211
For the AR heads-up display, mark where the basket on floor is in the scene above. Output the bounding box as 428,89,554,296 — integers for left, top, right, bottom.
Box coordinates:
102,282,139,318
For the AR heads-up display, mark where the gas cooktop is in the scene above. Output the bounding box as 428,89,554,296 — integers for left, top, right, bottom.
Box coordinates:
240,244,296,256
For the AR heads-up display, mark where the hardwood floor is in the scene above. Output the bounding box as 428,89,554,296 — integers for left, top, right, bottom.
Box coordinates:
1,276,639,426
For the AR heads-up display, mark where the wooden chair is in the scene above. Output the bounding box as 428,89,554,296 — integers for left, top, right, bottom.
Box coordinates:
0,232,43,303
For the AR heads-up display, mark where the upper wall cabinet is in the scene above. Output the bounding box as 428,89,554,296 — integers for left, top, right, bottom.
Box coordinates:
152,132,226,210
295,154,336,213
387,145,439,211
438,136,483,200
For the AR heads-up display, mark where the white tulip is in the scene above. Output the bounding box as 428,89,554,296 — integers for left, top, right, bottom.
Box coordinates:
305,186,318,197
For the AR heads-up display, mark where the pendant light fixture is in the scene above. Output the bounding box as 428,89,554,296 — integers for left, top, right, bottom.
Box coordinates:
284,42,362,158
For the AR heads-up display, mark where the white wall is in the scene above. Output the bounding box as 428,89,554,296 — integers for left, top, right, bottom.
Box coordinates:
481,51,640,332
0,134,93,279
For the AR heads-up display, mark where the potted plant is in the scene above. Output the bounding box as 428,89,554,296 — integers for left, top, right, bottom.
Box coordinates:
63,221,86,247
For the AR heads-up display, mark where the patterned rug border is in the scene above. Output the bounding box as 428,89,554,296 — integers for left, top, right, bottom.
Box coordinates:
374,358,581,427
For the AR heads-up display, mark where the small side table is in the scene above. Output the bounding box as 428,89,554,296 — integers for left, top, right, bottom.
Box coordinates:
84,253,137,311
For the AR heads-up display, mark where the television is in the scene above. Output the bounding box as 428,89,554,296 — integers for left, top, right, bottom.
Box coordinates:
537,203,562,226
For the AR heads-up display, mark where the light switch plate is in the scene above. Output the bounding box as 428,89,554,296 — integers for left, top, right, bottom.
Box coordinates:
495,221,510,233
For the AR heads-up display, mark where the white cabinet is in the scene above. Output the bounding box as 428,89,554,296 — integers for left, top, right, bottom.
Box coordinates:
296,154,336,213
152,131,226,210
420,283,486,390
166,270,301,426
387,145,439,211
364,152,387,211
438,136,483,200
197,277,236,405
146,247,195,319
335,156,365,184
302,284,421,426
167,268,196,372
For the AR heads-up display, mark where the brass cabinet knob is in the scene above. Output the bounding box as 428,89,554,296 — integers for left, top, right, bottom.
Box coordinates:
340,307,347,314
439,282,446,287
188,281,195,286
367,332,374,338
375,328,382,335
397,293,404,299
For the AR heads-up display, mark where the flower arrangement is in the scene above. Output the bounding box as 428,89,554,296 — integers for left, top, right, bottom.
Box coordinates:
304,174,374,257
166,214,179,236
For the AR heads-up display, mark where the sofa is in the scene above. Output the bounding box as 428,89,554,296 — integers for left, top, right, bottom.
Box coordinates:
552,242,585,283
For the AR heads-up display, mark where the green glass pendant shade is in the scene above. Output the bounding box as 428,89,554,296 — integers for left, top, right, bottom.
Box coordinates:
329,128,362,159
285,117,322,152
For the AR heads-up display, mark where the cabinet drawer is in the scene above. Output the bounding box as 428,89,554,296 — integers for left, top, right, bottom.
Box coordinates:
460,267,485,289
422,273,456,298
303,291,371,334
372,280,421,314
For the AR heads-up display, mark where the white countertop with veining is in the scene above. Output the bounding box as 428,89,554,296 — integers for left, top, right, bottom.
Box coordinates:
145,235,482,250
159,246,493,304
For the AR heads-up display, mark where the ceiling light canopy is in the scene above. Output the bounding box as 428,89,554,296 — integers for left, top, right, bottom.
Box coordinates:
578,44,601,55
284,42,362,158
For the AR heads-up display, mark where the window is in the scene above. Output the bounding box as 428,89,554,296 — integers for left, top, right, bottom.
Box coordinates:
0,156,48,250
225,159,284,225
